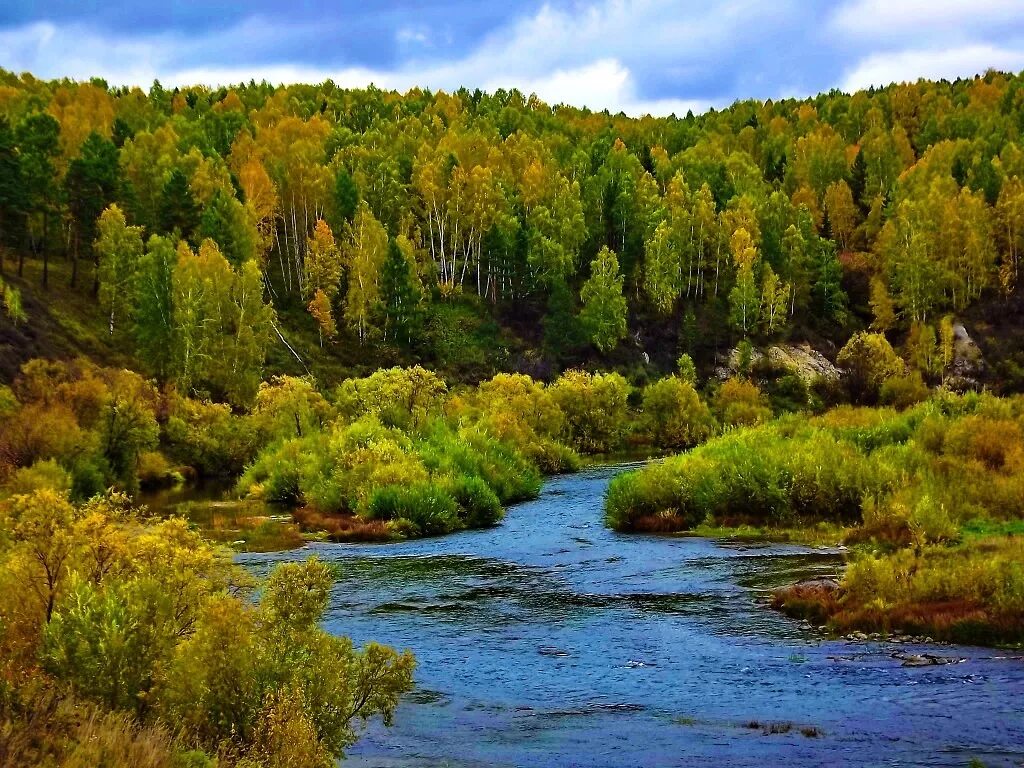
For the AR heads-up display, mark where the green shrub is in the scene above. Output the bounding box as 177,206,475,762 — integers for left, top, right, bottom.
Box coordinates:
640,376,716,450
444,474,503,528
367,483,461,536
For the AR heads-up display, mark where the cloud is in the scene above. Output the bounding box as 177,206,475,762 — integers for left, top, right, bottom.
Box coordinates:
0,0,1019,116
0,2,753,115
831,0,1024,39
840,44,1024,91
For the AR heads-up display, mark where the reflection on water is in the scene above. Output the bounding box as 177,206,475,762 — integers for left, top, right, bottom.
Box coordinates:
138,478,303,552
240,464,1024,768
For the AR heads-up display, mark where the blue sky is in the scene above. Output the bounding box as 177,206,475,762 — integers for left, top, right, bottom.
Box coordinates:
2,1,1024,115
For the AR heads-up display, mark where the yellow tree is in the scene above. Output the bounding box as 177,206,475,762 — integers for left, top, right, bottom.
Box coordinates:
759,263,789,336
996,176,1024,295
304,219,343,343
823,180,858,250
343,203,388,342
728,227,760,335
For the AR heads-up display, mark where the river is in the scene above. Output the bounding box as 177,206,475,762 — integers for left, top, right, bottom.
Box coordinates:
238,463,1024,767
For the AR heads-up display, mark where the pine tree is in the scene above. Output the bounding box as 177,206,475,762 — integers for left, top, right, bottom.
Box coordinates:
0,118,25,275
159,168,200,241
15,113,60,283
378,238,421,346
65,132,120,289
333,169,359,226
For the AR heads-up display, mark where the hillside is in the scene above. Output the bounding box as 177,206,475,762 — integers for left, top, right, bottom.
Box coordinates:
1,69,1024,395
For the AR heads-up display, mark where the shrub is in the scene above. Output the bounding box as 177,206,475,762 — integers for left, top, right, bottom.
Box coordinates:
879,371,930,410
367,483,461,536
443,474,503,528
550,370,631,454
640,376,716,450
836,331,904,404
714,377,771,427
334,366,447,430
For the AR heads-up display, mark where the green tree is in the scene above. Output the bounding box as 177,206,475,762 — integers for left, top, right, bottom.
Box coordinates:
15,113,60,284
344,203,388,342
65,132,120,289
837,331,904,404
0,118,25,275
158,168,200,241
133,235,176,380
579,246,627,353
641,376,715,449
198,189,256,266
379,238,422,346
333,168,359,226
728,227,760,336
94,204,144,335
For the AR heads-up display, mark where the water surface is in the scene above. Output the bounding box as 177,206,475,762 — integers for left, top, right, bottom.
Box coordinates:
241,464,1024,767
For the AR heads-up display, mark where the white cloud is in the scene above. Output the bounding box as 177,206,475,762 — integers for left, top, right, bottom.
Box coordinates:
831,0,1024,39
840,44,1024,91
0,2,742,116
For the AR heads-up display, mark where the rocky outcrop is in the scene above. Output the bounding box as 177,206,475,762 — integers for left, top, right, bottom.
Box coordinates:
945,323,986,391
716,343,842,384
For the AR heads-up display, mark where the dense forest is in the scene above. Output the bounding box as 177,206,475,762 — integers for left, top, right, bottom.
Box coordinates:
3,69,1024,766
1,68,1024,389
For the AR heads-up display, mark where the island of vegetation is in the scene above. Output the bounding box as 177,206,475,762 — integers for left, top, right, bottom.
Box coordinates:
1,67,1024,763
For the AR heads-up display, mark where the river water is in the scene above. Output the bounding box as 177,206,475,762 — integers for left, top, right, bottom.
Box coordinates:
239,463,1024,767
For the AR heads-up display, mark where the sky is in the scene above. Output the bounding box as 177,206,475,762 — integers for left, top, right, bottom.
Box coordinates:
2,0,1024,116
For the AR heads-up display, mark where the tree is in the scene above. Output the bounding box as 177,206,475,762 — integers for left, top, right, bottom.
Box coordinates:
837,331,904,404
641,376,715,449
158,168,200,240
996,176,1024,296
225,258,276,406
156,559,415,762
823,180,858,250
728,227,760,335
15,113,61,284
759,263,789,336
869,276,896,331
308,289,337,346
253,376,333,441
0,118,25,275
0,275,26,324
0,489,81,622
304,219,343,300
133,235,176,380
550,370,630,453
94,205,144,335
343,203,388,342
378,238,421,346
333,168,359,226
304,219,343,342
198,189,257,266
65,132,120,289
579,246,627,353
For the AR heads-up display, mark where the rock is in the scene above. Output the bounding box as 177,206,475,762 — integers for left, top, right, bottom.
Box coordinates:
893,652,966,667
718,343,842,384
946,323,987,390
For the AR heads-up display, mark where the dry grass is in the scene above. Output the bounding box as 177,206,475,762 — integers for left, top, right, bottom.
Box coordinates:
0,685,185,768
294,508,396,542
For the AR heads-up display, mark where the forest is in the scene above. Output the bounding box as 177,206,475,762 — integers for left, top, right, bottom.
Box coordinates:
0,68,1023,387
2,67,1024,765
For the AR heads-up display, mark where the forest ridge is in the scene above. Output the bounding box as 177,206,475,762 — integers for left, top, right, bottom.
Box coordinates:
0,69,1022,395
